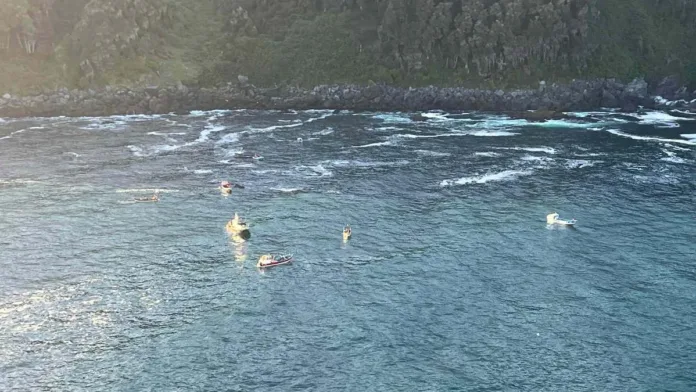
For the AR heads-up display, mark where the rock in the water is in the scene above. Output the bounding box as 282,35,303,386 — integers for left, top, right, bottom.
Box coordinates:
2,93,10,100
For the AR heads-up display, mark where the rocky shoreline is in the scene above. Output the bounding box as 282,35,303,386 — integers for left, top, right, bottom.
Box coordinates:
0,77,694,118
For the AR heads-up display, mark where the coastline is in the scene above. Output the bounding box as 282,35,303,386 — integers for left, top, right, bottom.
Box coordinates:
0,77,694,119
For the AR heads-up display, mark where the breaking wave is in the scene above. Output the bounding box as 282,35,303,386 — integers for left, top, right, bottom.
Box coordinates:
440,170,533,187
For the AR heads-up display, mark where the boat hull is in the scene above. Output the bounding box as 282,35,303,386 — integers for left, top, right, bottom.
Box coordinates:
257,257,292,269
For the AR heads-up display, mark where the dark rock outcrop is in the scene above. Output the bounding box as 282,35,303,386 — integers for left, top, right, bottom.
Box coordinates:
0,78,684,119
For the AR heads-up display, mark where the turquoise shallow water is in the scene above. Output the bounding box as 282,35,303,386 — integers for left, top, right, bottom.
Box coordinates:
0,110,695,391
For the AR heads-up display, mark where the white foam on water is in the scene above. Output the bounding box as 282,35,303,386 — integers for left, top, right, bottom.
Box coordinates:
393,132,467,139
0,179,41,185
245,122,303,134
216,133,240,145
622,163,647,171
147,131,187,136
305,113,333,123
224,148,245,157
193,169,213,174
373,113,413,124
474,152,501,157
639,111,695,123
303,109,334,114
664,143,692,151
82,120,127,130
567,111,613,118
520,155,554,163
116,188,179,193
353,141,395,148
194,125,225,144
606,129,696,146
468,130,520,137
374,126,403,132
534,119,597,129
113,113,163,121
661,156,687,164
149,144,184,154
307,164,333,177
573,152,607,157
0,129,27,141
660,149,688,164
29,126,45,130
474,117,529,129
189,109,230,118
564,159,602,169
440,169,533,187
252,169,279,175
218,160,255,168
421,112,452,121
270,187,307,194
313,127,334,136
415,150,451,157
494,146,557,154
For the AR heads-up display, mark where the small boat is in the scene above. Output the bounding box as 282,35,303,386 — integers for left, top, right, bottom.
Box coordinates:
342,225,352,241
546,212,576,226
554,218,577,226
252,154,264,161
226,213,251,239
257,254,293,268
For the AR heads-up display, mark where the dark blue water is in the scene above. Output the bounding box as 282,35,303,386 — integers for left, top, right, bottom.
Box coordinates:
0,110,695,391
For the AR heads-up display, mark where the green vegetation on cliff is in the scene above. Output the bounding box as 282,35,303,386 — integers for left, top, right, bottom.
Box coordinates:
1,0,695,94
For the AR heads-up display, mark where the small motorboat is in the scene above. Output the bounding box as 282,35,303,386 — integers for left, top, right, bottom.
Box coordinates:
257,254,293,269
220,181,232,195
220,181,244,194
554,218,577,226
226,213,251,239
546,212,577,226
342,225,352,241
252,154,264,161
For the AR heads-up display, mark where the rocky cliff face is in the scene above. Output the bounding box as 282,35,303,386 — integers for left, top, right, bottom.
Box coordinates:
67,0,175,84
2,0,696,92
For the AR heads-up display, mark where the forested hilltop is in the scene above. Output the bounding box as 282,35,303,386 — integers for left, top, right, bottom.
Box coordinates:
2,0,696,94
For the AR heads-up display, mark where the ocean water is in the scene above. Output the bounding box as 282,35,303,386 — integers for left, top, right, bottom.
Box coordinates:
0,109,694,391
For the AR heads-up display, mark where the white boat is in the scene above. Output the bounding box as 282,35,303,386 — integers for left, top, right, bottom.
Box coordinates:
257,254,293,268
546,213,577,226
